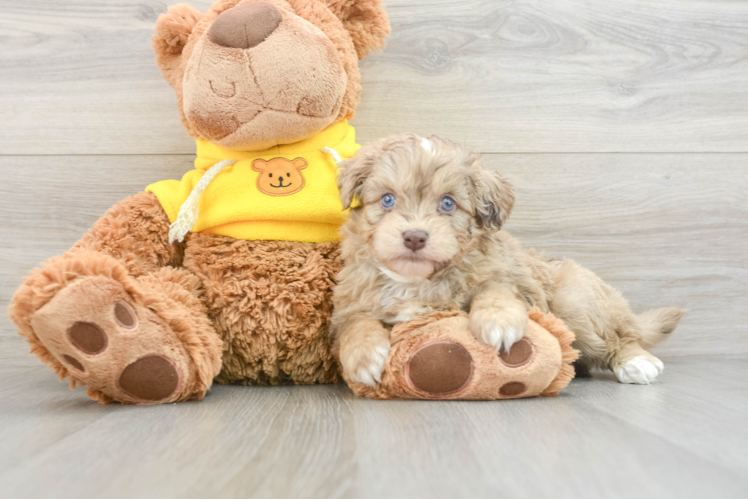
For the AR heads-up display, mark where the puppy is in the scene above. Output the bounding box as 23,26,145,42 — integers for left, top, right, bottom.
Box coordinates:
331,134,685,387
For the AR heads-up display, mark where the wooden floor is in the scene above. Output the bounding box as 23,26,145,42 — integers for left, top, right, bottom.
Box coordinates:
0,356,746,498
1,0,748,497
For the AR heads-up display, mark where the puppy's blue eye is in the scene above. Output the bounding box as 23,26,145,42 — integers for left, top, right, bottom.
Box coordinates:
381,193,396,208
440,195,456,212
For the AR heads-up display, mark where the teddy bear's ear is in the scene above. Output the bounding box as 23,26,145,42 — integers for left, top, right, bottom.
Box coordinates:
292,158,308,170
324,0,390,59
152,4,202,86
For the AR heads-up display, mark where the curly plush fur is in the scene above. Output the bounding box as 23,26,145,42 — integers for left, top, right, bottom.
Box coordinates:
184,234,342,385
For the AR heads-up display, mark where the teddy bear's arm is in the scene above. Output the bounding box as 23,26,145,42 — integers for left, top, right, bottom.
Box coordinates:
71,191,183,277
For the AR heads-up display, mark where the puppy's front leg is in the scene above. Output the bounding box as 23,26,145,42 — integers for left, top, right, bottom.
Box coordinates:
469,285,528,351
336,314,391,387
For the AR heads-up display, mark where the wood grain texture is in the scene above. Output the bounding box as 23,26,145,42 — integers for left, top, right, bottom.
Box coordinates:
1,153,746,366
358,0,748,153
1,0,748,154
0,356,747,497
1,1,747,498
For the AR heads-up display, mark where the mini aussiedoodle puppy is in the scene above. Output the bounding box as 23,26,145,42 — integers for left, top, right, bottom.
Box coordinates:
331,134,685,387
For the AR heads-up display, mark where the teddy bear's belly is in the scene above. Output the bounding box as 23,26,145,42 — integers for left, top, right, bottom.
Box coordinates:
182,233,342,385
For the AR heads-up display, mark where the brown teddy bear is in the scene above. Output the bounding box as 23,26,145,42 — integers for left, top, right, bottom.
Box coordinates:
8,0,389,404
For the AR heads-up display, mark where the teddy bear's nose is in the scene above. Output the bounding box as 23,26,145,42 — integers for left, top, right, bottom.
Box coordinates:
209,2,282,49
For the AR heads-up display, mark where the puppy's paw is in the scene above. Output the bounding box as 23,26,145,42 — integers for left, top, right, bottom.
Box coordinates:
615,355,664,385
340,340,390,388
470,306,527,352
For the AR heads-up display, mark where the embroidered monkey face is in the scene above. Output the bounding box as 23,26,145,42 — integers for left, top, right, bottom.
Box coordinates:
252,157,308,196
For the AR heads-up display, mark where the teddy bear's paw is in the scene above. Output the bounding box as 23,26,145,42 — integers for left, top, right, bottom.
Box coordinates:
30,275,195,404
341,340,390,388
615,355,664,385
469,306,527,352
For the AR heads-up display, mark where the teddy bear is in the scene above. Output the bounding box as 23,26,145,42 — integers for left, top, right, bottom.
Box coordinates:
8,0,389,404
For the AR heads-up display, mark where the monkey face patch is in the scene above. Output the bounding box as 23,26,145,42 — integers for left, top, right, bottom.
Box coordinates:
251,157,307,196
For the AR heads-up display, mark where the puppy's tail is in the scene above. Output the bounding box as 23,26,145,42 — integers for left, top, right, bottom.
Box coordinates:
637,308,686,348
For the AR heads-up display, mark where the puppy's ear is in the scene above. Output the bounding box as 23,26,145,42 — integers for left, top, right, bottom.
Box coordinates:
337,153,375,209
324,0,390,59
473,168,515,230
152,4,202,87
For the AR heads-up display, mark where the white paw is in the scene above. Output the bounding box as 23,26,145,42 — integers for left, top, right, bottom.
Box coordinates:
470,307,527,352
341,342,390,387
615,356,664,385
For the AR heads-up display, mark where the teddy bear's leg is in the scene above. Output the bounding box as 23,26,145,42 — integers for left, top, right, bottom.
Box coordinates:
348,309,579,400
9,192,223,403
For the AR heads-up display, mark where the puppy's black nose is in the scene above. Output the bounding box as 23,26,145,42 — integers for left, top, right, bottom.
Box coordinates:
403,230,429,251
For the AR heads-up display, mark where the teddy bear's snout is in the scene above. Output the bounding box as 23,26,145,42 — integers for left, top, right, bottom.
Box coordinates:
209,2,282,49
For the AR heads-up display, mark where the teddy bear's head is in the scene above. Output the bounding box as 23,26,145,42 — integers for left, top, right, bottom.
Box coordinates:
152,0,389,150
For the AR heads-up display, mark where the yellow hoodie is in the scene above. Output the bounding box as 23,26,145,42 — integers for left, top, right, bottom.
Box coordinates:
146,121,359,243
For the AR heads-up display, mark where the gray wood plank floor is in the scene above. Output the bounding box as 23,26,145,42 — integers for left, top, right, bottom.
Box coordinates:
1,0,748,497
0,356,747,498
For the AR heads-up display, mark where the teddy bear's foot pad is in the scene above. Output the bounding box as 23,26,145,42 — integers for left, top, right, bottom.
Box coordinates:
407,341,474,395
30,276,192,404
405,339,534,399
